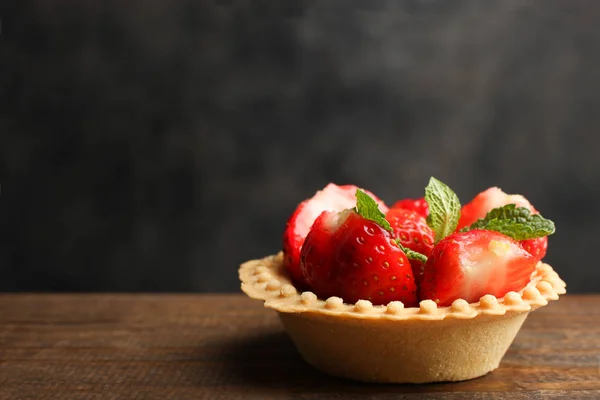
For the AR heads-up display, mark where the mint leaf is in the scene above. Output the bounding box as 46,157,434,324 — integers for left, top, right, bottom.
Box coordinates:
354,189,392,232
396,240,428,263
425,177,461,243
462,204,555,240
355,189,429,263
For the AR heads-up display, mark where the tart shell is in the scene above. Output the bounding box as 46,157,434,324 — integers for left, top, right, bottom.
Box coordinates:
239,253,566,383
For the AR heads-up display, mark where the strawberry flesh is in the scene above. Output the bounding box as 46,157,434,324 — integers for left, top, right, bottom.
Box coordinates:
282,184,388,285
418,229,537,306
457,187,548,261
457,187,536,230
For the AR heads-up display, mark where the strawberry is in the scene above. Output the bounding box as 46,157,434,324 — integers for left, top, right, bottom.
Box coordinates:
418,229,538,306
457,187,548,261
283,184,388,285
520,238,548,260
298,210,341,299
385,208,434,285
300,192,418,306
457,187,535,230
292,177,555,309
391,197,429,218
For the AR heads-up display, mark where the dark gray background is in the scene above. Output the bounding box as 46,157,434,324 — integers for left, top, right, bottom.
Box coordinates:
1,0,598,293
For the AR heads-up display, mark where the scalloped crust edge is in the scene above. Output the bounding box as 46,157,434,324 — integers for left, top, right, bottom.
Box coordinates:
239,252,566,321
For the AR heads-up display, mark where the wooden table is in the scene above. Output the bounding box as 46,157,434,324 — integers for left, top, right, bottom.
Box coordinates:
0,294,598,399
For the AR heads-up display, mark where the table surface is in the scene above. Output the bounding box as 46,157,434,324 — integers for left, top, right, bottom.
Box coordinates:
0,294,598,399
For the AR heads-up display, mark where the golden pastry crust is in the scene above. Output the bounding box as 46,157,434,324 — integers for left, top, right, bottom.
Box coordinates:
239,253,566,383
239,252,566,320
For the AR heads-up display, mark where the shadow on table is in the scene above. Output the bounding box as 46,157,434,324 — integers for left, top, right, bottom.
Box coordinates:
221,330,477,398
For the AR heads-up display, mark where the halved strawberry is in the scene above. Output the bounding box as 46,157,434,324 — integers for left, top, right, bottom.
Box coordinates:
282,184,388,285
457,187,536,230
297,211,340,300
521,238,548,260
391,197,429,218
300,209,417,306
457,187,548,261
418,229,538,306
385,208,434,285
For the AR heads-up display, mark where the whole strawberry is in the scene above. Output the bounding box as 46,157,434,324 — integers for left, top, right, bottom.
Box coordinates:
282,184,388,285
418,230,538,306
386,208,434,284
300,191,418,306
391,197,429,218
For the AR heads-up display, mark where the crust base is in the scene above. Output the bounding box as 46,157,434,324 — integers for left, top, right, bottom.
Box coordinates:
239,253,566,383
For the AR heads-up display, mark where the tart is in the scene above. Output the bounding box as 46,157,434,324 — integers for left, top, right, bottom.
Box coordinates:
239,253,565,383
238,178,566,383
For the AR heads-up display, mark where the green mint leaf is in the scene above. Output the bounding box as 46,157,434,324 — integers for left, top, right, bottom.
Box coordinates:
424,177,462,243
354,189,392,232
461,204,555,240
396,240,428,263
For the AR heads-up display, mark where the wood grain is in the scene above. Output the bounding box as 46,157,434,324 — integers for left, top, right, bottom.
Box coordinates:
0,294,598,399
